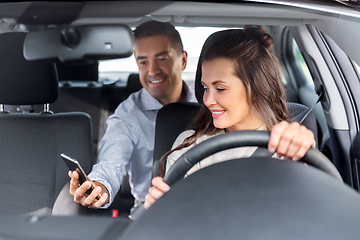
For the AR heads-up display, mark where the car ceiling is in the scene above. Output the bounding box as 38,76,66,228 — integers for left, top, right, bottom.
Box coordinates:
0,1,360,65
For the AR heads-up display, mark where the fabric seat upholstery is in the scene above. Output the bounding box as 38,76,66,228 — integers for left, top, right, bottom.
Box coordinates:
0,32,94,215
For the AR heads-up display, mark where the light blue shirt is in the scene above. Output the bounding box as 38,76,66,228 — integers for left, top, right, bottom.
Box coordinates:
88,82,196,208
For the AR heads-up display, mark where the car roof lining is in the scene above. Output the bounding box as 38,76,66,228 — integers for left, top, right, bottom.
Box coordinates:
1,1,360,65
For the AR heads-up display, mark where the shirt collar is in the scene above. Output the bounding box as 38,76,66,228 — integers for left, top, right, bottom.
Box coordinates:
140,88,163,111
140,81,197,111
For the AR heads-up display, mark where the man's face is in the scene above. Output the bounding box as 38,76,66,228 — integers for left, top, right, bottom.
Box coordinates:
134,35,187,105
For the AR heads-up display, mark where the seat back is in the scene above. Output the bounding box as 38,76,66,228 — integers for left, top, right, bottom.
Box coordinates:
0,32,94,215
152,102,201,178
152,29,318,177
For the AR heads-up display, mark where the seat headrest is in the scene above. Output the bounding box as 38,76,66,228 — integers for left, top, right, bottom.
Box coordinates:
195,29,241,103
127,73,142,92
0,32,58,105
56,62,98,82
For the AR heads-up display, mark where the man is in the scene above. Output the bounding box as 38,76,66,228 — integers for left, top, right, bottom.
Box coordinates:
68,21,196,210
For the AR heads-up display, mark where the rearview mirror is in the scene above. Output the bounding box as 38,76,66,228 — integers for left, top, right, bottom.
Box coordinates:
24,25,134,63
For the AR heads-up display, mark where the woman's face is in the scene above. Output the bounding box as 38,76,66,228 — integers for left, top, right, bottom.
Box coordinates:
201,58,263,132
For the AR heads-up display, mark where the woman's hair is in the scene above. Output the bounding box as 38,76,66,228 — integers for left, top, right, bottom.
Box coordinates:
159,26,289,177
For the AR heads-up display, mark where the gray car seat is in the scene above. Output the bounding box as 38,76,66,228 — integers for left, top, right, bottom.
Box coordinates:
152,29,318,177
0,32,94,215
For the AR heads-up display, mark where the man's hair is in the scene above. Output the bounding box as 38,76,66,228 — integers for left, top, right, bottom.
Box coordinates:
133,21,183,54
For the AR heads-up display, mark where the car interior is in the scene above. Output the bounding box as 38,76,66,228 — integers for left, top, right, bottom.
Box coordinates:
1,1,360,239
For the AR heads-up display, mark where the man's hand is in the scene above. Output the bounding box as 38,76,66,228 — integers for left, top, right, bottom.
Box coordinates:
68,171,109,209
144,176,170,209
268,121,316,161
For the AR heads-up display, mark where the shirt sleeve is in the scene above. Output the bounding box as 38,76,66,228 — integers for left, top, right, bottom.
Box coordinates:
88,116,136,208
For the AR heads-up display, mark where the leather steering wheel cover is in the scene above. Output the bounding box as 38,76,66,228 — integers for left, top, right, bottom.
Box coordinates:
164,130,342,186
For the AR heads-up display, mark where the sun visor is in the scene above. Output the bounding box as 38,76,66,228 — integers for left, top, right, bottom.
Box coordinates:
23,25,134,64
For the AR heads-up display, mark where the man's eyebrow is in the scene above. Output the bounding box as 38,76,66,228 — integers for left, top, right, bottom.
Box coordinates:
136,51,169,61
136,55,147,61
155,51,169,57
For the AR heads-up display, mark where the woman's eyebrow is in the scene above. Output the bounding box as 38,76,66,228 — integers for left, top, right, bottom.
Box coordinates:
211,80,226,85
201,80,226,86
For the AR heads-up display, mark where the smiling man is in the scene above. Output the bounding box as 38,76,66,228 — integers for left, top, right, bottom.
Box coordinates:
68,21,196,212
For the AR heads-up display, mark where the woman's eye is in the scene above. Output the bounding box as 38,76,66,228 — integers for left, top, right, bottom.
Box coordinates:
217,88,225,92
203,87,209,92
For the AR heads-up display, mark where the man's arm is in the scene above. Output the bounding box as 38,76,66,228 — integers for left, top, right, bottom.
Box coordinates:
69,116,136,209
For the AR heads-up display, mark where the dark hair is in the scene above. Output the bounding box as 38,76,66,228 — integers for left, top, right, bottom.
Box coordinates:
133,20,183,54
159,26,289,177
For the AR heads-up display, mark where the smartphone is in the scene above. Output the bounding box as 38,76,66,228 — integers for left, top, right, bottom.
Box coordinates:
61,153,99,199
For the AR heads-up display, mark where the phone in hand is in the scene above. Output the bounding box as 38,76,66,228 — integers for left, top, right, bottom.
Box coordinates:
61,153,99,199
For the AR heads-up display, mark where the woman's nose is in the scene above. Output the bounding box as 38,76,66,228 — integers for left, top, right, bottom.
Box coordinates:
203,90,216,106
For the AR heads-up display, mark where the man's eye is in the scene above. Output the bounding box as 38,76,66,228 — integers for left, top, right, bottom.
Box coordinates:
158,58,167,62
139,61,147,65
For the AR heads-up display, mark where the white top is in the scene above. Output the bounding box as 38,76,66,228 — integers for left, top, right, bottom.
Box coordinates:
166,125,274,177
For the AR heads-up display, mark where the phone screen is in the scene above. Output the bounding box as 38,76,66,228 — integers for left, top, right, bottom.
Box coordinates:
61,153,95,196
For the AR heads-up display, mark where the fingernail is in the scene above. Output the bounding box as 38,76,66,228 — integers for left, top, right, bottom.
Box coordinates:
292,157,298,161
269,147,275,153
164,187,170,192
96,186,101,192
84,182,90,188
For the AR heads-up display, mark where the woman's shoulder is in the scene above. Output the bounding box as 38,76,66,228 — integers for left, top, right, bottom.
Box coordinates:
172,129,195,148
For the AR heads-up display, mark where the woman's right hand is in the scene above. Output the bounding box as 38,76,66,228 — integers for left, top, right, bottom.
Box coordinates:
144,176,170,209
68,170,109,209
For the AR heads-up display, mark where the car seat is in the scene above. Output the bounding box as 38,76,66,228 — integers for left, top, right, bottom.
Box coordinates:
0,32,94,215
152,29,318,177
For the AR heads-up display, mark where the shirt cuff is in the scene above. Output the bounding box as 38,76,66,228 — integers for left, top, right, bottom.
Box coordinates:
88,172,114,209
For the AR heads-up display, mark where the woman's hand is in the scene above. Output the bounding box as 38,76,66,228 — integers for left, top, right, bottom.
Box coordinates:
268,121,316,161
144,176,170,209
68,170,109,209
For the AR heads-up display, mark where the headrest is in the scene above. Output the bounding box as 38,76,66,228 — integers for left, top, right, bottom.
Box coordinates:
56,62,98,82
0,32,58,105
195,29,241,103
127,73,143,92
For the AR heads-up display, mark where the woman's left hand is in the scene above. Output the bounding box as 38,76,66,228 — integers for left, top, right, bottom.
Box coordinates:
268,121,316,161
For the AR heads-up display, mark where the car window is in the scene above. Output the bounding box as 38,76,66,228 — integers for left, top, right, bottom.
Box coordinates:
98,27,235,83
354,61,360,77
291,38,314,89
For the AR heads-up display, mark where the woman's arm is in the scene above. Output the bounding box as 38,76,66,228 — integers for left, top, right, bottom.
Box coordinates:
144,121,316,209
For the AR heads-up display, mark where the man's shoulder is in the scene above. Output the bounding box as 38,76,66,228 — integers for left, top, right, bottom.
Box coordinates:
114,89,144,113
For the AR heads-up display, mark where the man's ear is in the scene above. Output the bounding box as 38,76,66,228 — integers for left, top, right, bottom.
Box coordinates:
181,51,188,71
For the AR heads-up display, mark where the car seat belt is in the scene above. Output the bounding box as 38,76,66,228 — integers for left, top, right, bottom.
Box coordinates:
251,88,323,158
251,147,274,158
290,90,323,124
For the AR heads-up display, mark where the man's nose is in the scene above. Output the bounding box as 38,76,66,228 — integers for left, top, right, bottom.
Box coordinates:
149,60,160,76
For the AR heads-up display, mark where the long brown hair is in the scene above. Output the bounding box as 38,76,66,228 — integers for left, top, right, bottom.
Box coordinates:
159,26,289,177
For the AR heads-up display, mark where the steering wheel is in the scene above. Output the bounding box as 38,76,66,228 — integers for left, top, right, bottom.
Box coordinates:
123,130,358,240
164,130,342,186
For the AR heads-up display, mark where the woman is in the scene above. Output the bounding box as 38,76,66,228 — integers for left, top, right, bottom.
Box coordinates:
144,26,315,209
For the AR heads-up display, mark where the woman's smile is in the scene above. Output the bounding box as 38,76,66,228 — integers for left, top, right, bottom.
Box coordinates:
210,109,226,118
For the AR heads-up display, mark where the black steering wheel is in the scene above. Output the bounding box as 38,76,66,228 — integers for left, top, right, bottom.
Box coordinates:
122,130,360,240
164,130,342,186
